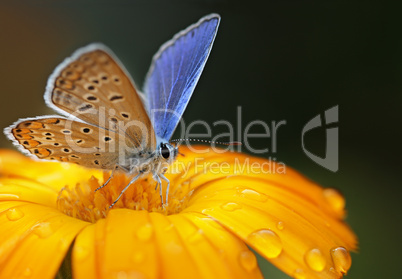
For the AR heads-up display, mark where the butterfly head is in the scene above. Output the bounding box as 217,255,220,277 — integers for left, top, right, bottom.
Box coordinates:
158,142,178,164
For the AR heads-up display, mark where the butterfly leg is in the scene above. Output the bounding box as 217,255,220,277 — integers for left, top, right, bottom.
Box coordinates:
159,173,170,205
95,166,118,192
109,172,141,208
154,174,163,205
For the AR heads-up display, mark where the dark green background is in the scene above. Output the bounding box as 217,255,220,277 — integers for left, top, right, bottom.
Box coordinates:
0,1,399,278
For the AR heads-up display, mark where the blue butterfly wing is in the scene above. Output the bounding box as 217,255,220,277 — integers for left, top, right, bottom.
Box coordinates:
144,14,220,142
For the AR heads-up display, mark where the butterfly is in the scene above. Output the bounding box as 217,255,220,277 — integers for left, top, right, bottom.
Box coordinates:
4,14,220,208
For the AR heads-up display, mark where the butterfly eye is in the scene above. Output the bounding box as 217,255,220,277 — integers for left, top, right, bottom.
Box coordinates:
160,144,170,160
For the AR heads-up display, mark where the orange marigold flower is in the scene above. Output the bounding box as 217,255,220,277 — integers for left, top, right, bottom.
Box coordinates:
0,147,357,278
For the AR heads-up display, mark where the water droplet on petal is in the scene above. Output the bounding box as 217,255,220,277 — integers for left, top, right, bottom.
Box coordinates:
165,241,183,255
293,268,306,279
323,188,345,214
220,202,242,212
0,193,20,200
58,238,70,251
136,223,153,242
6,208,24,221
23,267,32,277
247,229,282,258
188,229,204,244
105,224,113,233
239,189,268,202
201,208,214,215
239,250,257,272
131,251,145,264
276,221,284,230
213,248,225,261
304,248,326,272
330,246,351,274
75,245,89,261
116,271,128,279
201,217,225,231
164,223,174,232
32,222,53,238
202,191,219,199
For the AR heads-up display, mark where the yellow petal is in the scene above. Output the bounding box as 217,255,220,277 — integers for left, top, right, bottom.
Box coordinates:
73,210,159,279
73,209,263,279
177,151,357,278
167,212,263,279
0,177,58,208
0,150,103,191
0,201,89,279
171,148,346,220
0,147,357,278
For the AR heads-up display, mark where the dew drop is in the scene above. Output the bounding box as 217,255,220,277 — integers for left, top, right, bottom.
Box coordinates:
239,250,257,272
247,229,282,258
23,267,32,277
164,223,174,232
323,188,345,214
330,246,351,274
131,251,145,264
201,208,214,215
276,221,284,230
188,229,204,244
58,238,70,251
75,245,89,261
165,241,183,255
304,248,326,272
136,223,153,242
105,223,113,233
6,208,24,221
220,202,242,212
0,193,20,199
32,222,53,239
116,271,128,279
293,268,306,279
202,191,218,199
239,189,268,202
201,217,225,231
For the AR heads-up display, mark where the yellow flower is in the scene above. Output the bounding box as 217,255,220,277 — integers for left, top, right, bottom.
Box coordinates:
0,147,357,278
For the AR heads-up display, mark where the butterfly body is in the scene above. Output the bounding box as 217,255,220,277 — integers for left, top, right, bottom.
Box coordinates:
4,14,220,207
120,142,177,175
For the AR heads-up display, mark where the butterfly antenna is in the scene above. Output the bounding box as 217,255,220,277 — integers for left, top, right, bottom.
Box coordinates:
170,138,242,146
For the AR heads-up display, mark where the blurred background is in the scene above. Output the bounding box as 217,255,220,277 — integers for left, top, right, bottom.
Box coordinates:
0,1,399,278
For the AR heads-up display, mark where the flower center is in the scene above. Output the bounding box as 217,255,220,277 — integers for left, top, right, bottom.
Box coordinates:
56,172,193,223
